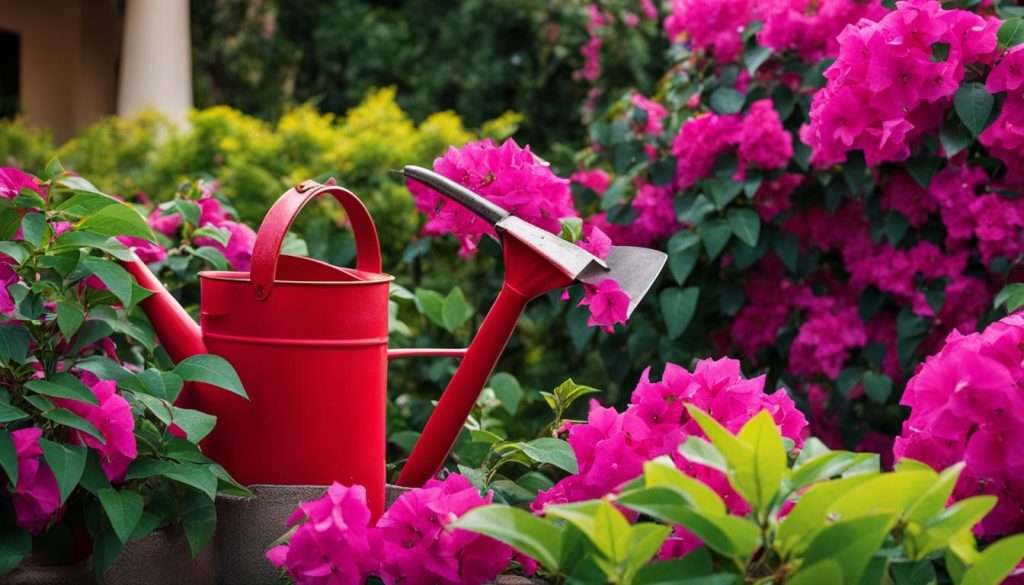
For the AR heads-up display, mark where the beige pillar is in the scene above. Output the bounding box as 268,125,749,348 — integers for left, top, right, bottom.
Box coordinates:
117,0,192,125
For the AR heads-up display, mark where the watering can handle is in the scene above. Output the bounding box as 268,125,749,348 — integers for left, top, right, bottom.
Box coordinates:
251,180,383,301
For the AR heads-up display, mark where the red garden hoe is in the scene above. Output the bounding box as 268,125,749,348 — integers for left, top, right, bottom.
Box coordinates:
123,167,666,518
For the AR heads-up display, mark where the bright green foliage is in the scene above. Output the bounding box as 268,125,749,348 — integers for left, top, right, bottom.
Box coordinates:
457,406,1024,584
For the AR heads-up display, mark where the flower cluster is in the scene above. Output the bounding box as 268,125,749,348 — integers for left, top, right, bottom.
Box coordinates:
408,139,577,257
531,358,807,556
268,475,513,585
894,312,1024,539
980,46,1024,189
759,0,887,62
672,98,792,190
664,0,753,63
141,181,257,270
801,0,999,166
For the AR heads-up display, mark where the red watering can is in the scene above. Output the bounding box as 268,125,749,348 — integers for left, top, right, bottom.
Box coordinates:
123,170,666,517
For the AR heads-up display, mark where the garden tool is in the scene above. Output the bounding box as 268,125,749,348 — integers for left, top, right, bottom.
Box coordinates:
121,173,665,518
395,165,666,487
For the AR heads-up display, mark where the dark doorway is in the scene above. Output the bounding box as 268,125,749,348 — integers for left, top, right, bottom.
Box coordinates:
0,29,20,119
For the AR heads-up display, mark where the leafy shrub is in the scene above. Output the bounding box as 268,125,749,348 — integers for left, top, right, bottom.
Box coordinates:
0,166,248,576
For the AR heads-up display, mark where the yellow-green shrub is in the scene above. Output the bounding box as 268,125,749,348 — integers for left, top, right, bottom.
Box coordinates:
0,118,54,171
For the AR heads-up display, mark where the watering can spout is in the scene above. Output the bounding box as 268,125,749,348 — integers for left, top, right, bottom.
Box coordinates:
122,255,209,364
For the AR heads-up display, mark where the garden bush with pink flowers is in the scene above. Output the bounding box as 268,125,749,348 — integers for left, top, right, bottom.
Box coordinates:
0,165,250,576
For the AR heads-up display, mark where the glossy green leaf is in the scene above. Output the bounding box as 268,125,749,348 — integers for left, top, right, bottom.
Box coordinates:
78,202,155,241
181,489,218,557
0,242,28,264
21,212,46,247
80,256,134,307
53,231,134,261
171,407,218,443
25,376,99,405
622,523,672,579
56,301,85,340
174,354,247,399
906,462,964,524
736,410,787,513
787,451,876,494
643,457,726,514
710,88,745,114
42,407,106,444
997,18,1024,48
455,505,563,571
788,560,844,585
995,283,1024,312
97,488,144,544
0,430,16,488
488,372,522,414
778,475,877,553
744,45,772,74
518,438,578,474
0,527,31,575
862,371,893,404
954,82,994,137
0,323,30,364
828,471,937,522
726,208,760,246
660,286,699,340
0,400,28,424
442,287,473,333
191,246,230,270
700,218,732,260
912,495,997,560
667,231,700,285
801,513,896,585
678,436,728,473
39,439,87,504
962,534,1024,585
546,500,630,562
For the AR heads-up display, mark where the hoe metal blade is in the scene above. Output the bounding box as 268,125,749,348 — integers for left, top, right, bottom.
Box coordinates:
402,165,666,314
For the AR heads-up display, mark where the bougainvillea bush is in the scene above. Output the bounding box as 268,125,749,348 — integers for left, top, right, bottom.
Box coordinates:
0,166,250,576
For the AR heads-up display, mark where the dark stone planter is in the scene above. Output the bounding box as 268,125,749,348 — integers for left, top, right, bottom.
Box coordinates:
213,484,411,585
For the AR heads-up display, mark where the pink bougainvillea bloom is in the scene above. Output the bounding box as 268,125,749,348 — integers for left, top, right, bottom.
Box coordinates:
664,0,753,62
267,482,376,584
147,207,183,236
570,169,611,195
0,167,43,199
194,220,257,271
54,375,137,482
672,113,742,189
578,224,612,260
630,93,669,136
894,313,1024,538
788,303,867,380
409,139,578,257
738,99,793,170
117,236,167,264
988,46,1024,94
758,0,887,61
578,279,630,332
0,258,20,315
377,474,513,585
9,427,61,534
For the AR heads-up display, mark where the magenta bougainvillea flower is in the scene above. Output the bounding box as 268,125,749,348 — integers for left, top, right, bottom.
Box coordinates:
142,185,255,270
408,138,578,257
801,0,999,167
9,427,61,534
53,374,137,482
577,279,630,332
267,483,376,585
894,312,1024,539
0,167,44,199
630,93,669,136
268,475,512,585
664,0,753,62
531,358,807,558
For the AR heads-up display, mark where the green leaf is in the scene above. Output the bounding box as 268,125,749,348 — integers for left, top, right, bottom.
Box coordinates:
0,400,28,424
0,430,16,487
547,500,630,563
710,88,745,114
174,354,248,399
995,283,1024,312
912,495,996,560
787,451,876,494
181,489,217,557
54,190,120,217
726,208,760,246
940,116,973,157
700,219,732,260
0,323,31,364
678,436,728,473
442,287,473,333
26,374,99,405
788,560,844,585
414,288,446,328
78,202,155,241
801,514,897,585
455,505,564,571
907,155,943,189
667,231,700,286
56,175,103,195
954,82,994,137
39,439,87,504
42,407,106,444
736,410,787,513
744,45,772,74
961,533,1024,585
56,301,85,340
21,212,46,247
97,488,144,544
778,475,877,553
622,523,672,577
518,437,578,474
80,256,134,307
828,471,937,521
862,371,893,404
643,457,726,514
164,463,220,500
703,178,744,209
660,286,699,340
0,242,28,264
53,231,134,261
997,18,1024,49
171,407,218,442
0,527,32,575
193,225,231,246
488,372,522,414
44,157,64,180
191,246,230,270
906,462,963,524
